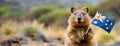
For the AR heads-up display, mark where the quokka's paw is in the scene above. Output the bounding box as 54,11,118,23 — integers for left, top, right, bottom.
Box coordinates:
79,34,88,43
83,34,88,39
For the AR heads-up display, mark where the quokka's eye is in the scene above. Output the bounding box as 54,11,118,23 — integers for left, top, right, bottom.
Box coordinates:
82,13,85,16
74,12,77,15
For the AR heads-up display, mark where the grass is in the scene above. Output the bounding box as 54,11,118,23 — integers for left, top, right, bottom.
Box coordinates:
22,27,39,38
3,28,13,35
99,33,115,43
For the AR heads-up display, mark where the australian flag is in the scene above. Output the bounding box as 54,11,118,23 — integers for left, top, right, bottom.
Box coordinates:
92,11,115,33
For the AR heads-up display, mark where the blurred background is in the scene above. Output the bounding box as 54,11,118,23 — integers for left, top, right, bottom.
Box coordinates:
0,0,120,46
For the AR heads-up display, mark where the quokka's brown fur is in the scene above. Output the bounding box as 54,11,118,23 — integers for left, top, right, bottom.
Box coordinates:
65,7,97,46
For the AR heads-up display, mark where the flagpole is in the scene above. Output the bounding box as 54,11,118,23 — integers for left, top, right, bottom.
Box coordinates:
85,24,91,34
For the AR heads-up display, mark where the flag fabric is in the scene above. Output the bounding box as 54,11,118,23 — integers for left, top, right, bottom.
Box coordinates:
92,11,115,33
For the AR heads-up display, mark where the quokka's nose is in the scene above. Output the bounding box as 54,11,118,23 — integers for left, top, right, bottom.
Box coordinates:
77,17,81,24
78,17,81,21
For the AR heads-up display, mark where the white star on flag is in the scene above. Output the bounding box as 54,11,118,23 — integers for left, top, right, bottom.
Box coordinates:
107,20,109,22
110,23,113,25
106,27,108,30
105,23,107,26
93,21,97,24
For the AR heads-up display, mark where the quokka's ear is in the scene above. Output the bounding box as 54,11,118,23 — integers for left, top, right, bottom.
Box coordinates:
71,6,78,13
82,7,89,13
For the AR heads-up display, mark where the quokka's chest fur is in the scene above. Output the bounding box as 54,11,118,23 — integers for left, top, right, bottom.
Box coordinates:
67,28,88,38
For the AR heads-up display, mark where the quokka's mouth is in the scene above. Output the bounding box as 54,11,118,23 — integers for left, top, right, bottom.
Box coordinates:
78,21,81,24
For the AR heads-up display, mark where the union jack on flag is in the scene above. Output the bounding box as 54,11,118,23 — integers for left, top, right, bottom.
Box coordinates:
92,11,115,33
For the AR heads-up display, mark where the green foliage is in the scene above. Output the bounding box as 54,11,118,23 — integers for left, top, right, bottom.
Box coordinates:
32,5,53,13
0,6,11,19
26,5,54,20
0,5,24,20
22,27,39,38
37,9,70,27
38,9,69,21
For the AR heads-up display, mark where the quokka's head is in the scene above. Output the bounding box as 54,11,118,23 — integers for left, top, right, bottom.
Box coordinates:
68,6,91,27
